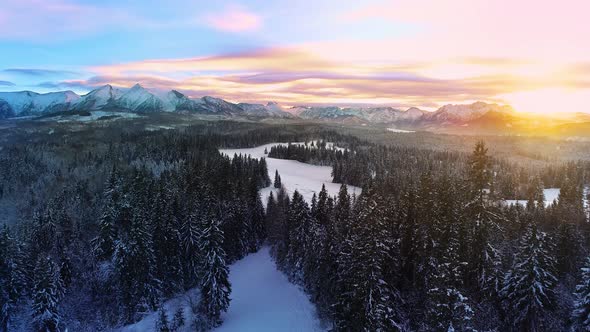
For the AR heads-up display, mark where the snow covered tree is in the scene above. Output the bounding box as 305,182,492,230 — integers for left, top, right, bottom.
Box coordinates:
285,190,312,283
115,207,160,322
426,222,474,331
92,203,117,261
0,226,16,332
572,256,590,331
315,184,331,226
274,170,282,188
246,180,266,252
501,222,557,331
171,307,185,331
198,217,231,328
466,141,504,290
332,184,352,243
155,307,170,332
32,256,63,332
180,208,202,288
334,187,404,331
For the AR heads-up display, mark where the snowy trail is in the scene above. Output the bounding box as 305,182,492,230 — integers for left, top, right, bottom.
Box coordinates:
214,246,325,332
220,142,361,204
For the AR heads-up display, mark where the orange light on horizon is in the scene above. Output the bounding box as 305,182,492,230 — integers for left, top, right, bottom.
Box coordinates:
500,88,590,115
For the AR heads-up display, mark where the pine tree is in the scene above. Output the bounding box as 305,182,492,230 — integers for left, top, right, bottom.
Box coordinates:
315,184,330,225
180,208,202,288
32,256,63,332
501,222,557,331
155,307,171,332
333,184,352,242
572,256,590,331
0,226,16,332
274,170,282,188
427,221,474,331
466,141,504,290
92,204,117,261
247,180,266,251
285,190,312,283
199,218,231,328
115,208,160,322
334,188,404,331
171,307,185,331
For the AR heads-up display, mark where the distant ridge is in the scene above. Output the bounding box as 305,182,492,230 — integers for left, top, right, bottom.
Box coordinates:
0,84,527,131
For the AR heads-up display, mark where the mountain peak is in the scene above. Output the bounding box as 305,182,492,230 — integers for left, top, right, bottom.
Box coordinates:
129,83,145,91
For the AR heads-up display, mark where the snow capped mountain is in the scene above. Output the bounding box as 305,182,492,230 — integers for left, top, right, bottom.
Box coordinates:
194,96,245,115
298,106,351,119
405,107,427,120
73,84,123,110
0,90,80,116
0,84,518,131
238,101,293,118
424,102,514,123
290,105,426,124
114,84,166,112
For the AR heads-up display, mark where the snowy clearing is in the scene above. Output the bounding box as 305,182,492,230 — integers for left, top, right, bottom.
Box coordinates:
387,128,415,133
117,288,200,332
503,188,560,207
219,143,361,205
214,246,325,332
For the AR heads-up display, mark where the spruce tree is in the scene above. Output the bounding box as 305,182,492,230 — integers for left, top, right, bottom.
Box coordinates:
92,203,117,261
180,209,202,288
466,141,504,290
501,222,557,331
198,218,231,328
115,208,160,322
32,256,63,332
172,307,185,331
155,307,171,332
334,187,404,331
572,256,590,331
285,190,311,283
274,170,282,188
427,221,473,331
0,226,16,332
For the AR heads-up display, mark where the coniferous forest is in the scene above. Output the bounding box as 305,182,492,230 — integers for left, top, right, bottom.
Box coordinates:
1,119,590,331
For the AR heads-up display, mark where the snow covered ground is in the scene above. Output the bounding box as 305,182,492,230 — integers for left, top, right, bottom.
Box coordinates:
387,128,415,133
219,142,361,205
43,111,142,123
504,188,561,207
214,247,325,332
120,142,345,332
117,248,325,332
118,288,200,332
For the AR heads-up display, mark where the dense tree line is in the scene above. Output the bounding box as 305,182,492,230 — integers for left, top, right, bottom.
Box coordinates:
267,141,590,331
266,138,590,200
0,125,270,331
2,119,590,331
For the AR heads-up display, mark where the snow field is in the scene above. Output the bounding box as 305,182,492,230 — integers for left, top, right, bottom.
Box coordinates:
503,188,561,207
214,247,325,332
219,142,361,205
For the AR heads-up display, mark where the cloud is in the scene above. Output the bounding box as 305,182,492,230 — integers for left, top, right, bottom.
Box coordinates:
0,81,15,86
0,0,162,40
203,5,262,32
4,68,79,77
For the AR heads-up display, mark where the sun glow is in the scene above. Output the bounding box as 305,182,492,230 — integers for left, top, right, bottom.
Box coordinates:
500,88,590,115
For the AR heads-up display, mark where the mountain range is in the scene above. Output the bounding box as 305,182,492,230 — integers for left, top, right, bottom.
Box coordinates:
1,84,585,133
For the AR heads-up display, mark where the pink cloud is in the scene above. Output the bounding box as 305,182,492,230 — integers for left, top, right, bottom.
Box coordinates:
203,5,262,32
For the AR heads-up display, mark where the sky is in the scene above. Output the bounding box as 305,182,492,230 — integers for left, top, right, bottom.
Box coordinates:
0,0,589,113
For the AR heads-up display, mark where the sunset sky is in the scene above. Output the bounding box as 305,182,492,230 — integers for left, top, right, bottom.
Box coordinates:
0,0,589,113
